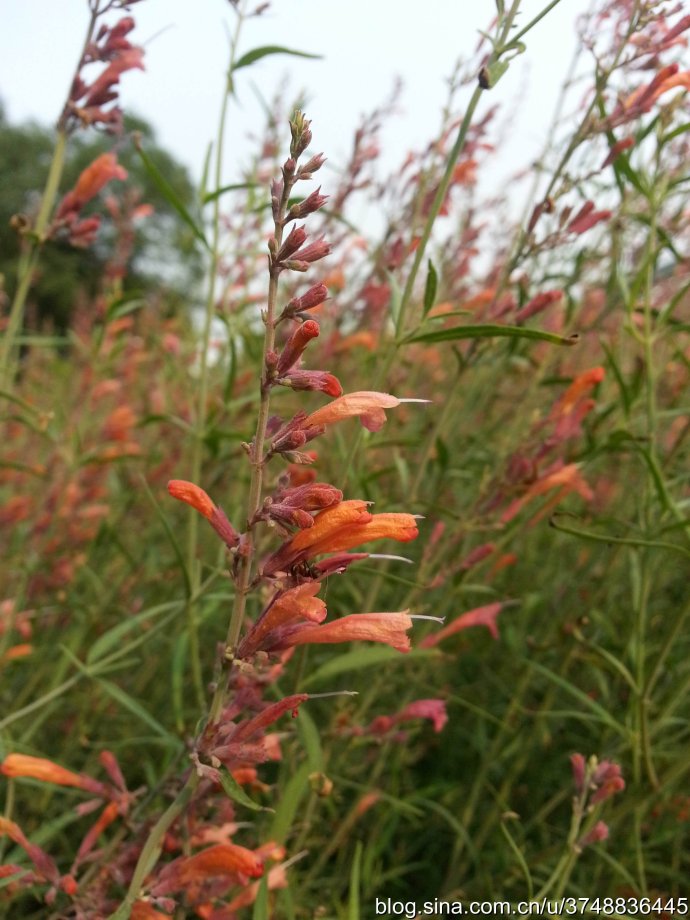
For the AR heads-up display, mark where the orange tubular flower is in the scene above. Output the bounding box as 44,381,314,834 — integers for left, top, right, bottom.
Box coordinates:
289,499,371,550
262,501,419,576
308,512,419,555
168,480,239,549
56,153,128,220
1,754,107,796
238,583,326,659
225,864,289,913
179,842,263,881
153,844,264,894
274,611,413,654
501,463,593,524
305,391,402,432
554,366,605,416
420,602,505,648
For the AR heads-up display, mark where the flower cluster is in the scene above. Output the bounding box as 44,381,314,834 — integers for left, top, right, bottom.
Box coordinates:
60,13,145,134
0,751,136,904
51,152,129,248
570,753,625,851
169,113,424,670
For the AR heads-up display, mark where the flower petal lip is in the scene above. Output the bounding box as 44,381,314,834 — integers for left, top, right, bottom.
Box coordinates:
270,611,413,654
305,391,401,431
288,500,371,553
262,503,418,576
237,584,327,659
419,602,505,647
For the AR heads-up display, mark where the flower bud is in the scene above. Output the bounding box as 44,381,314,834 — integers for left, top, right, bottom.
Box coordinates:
276,320,320,375
289,110,312,158
286,187,328,222
277,369,342,397
275,225,307,262
271,178,284,221
282,283,329,319
297,153,326,180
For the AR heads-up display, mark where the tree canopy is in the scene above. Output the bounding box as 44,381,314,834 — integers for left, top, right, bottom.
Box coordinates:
0,102,203,332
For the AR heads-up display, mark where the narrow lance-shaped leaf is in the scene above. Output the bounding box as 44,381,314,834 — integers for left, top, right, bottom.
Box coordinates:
203,181,258,205
422,259,438,317
219,767,271,813
135,139,209,251
232,46,322,73
387,270,403,333
404,324,580,347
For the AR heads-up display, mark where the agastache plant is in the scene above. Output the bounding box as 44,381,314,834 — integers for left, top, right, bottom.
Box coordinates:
0,0,144,389
97,111,426,917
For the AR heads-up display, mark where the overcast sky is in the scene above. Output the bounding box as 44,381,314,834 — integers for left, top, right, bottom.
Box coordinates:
1,1,581,207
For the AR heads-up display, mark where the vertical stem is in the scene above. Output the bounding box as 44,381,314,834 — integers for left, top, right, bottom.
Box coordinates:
0,130,68,388
207,176,290,725
108,771,199,920
1,0,101,389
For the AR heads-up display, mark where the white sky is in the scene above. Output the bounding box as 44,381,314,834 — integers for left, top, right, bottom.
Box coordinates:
0,0,582,198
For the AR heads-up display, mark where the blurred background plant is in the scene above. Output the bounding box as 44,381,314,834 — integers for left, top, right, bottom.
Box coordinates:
1,0,690,916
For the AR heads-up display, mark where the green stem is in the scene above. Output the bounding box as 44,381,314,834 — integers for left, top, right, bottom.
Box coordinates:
108,771,199,920
501,1,643,286
342,0,554,486
207,142,294,725
0,130,68,388
511,0,564,46
0,0,103,388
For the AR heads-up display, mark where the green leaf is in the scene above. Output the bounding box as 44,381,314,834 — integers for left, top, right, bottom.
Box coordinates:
302,647,436,688
662,121,690,145
482,59,510,88
87,600,183,665
387,270,403,334
140,474,192,599
425,309,472,321
172,631,188,732
526,661,628,736
252,875,270,920
612,151,646,195
135,140,209,251
549,515,690,560
296,707,324,772
199,140,213,207
14,335,68,347
203,181,258,205
435,436,449,471
232,46,322,73
270,761,311,844
105,296,146,322
0,871,28,891
97,679,179,742
422,259,438,318
219,766,271,812
404,324,579,347
348,841,363,920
